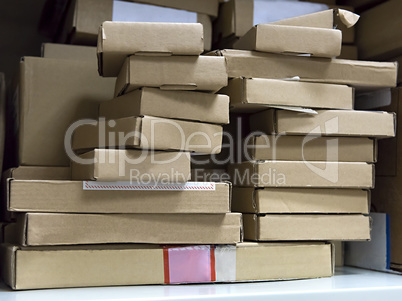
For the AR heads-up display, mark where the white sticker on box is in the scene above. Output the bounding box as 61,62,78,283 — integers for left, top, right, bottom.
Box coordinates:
215,245,236,282
83,181,215,191
253,0,329,25
112,0,197,23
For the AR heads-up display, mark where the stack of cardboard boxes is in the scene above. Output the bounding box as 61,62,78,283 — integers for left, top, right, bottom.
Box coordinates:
0,23,335,290
214,10,397,243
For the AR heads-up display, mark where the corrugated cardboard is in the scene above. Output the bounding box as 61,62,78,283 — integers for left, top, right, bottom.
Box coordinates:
243,214,371,241
249,109,396,138
245,135,377,162
220,78,354,113
357,0,402,60
7,175,230,215
72,116,223,154
1,242,332,290
41,43,96,61
99,88,229,124
228,161,374,188
98,22,204,77
232,187,370,214
16,57,115,166
338,45,358,60
61,0,213,50
8,212,242,246
211,49,398,90
115,55,227,96
235,25,342,58
71,149,191,181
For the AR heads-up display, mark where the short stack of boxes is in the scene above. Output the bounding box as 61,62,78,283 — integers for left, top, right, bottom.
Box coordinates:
0,22,334,290
218,10,397,243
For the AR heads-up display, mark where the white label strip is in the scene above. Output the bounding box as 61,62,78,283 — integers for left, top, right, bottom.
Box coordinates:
83,181,215,191
215,245,237,282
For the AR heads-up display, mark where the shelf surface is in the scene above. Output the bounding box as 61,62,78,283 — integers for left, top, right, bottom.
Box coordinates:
0,267,401,301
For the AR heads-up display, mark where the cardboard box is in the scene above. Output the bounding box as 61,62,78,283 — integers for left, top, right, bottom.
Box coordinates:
245,135,377,162
357,0,402,60
42,43,97,61
338,45,358,60
98,22,204,77
71,149,191,181
99,88,229,124
232,187,370,214
115,55,227,96
15,57,115,166
220,78,354,113
228,161,374,188
211,49,398,90
6,169,230,214
235,25,342,58
7,212,242,246
72,116,223,154
61,0,213,50
250,109,396,138
1,242,333,290
243,214,371,241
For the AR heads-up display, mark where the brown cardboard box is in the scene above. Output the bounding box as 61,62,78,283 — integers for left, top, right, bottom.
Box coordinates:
99,88,229,124
16,57,115,166
7,212,242,246
42,43,97,61
357,0,402,60
211,50,397,89
250,109,396,138
235,25,342,58
115,56,227,96
228,161,374,188
98,22,204,77
72,116,223,154
71,149,191,181
372,87,402,266
1,242,332,290
220,78,354,113
61,0,213,50
245,135,377,162
243,214,371,241
338,45,358,60
6,168,230,214
232,187,370,214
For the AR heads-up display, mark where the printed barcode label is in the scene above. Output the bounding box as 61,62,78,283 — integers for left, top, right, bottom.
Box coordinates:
83,181,215,191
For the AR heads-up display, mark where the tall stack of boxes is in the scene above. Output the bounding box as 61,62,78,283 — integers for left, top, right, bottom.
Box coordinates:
0,22,335,290
215,10,397,243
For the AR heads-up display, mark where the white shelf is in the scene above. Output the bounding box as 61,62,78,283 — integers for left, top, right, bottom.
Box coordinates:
0,267,401,301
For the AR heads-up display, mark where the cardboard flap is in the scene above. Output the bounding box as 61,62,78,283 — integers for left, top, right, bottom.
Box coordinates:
336,9,359,28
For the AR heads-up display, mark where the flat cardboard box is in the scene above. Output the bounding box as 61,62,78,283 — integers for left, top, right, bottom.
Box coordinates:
71,149,191,181
41,43,97,61
243,214,371,241
220,78,354,113
98,22,204,77
235,25,342,58
72,116,223,154
228,161,374,188
15,56,115,166
338,45,358,60
1,242,333,290
232,187,370,214
7,212,242,246
7,170,230,214
249,109,396,138
211,49,398,90
245,135,377,162
61,0,213,50
115,55,227,96
99,87,229,124
357,0,402,60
